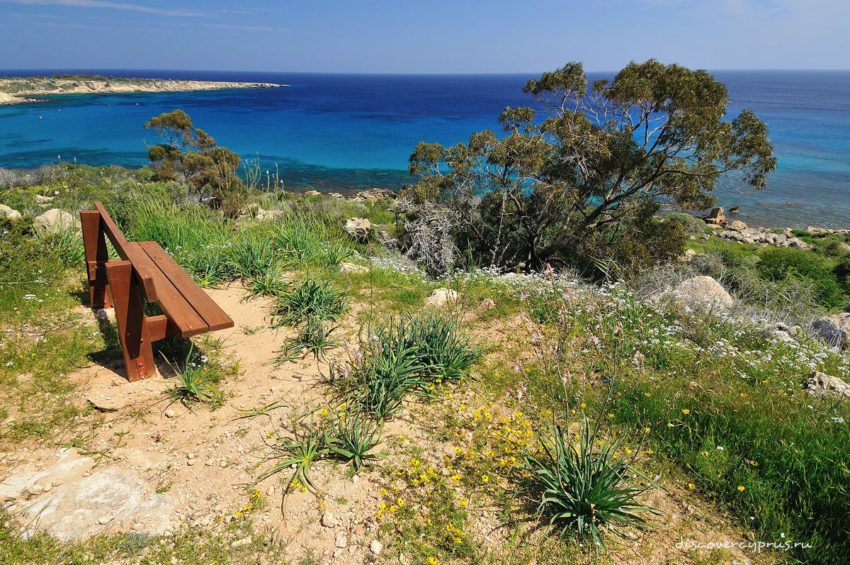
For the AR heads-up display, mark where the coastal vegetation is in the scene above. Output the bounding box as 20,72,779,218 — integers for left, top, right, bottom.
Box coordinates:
406,60,777,278
0,60,848,564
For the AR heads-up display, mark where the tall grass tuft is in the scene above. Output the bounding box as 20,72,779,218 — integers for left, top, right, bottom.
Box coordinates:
330,314,479,420
273,280,347,327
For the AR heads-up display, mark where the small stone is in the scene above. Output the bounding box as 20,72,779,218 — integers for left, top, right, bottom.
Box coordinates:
304,190,321,196
370,540,383,555
26,484,44,496
186,459,194,466
477,298,496,311
164,408,176,418
231,537,252,547
322,512,339,528
98,516,112,525
220,460,228,468
335,533,348,548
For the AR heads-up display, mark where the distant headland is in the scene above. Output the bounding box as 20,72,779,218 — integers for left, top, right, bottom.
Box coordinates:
0,74,287,105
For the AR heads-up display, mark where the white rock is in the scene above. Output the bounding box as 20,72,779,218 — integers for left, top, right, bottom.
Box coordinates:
344,217,371,238
231,537,252,547
339,262,369,274
667,276,734,310
34,208,77,231
0,203,21,219
321,512,339,528
370,540,383,555
304,190,321,196
164,408,176,418
425,288,458,308
35,194,54,204
335,533,348,548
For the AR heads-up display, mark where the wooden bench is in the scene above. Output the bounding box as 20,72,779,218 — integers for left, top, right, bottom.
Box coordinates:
80,202,234,381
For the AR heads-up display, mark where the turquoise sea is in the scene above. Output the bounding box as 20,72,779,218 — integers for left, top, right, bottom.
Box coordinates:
0,70,848,228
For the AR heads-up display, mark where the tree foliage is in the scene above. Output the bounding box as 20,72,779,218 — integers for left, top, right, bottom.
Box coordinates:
406,60,777,276
144,110,246,217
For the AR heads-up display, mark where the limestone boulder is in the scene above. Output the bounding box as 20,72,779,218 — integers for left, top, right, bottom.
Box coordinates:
668,276,734,310
705,207,726,226
806,371,850,399
339,261,369,274
34,208,77,231
425,288,458,308
344,217,371,238
0,203,21,219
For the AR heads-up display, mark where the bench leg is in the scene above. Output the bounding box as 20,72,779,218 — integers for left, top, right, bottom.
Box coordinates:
80,210,111,309
106,260,156,382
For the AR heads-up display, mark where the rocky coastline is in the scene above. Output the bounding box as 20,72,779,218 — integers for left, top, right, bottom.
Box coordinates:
0,76,286,105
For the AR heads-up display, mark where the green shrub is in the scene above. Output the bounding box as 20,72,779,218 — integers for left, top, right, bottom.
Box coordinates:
666,212,709,235
757,247,845,308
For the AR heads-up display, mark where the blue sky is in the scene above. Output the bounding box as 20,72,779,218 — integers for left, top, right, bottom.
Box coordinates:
0,0,848,72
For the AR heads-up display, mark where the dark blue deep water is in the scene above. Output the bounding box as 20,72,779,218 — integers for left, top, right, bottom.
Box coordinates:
1,70,848,228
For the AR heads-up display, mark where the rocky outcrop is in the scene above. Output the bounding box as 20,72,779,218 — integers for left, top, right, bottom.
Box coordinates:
806,226,850,235
348,188,396,202
34,208,76,230
425,288,458,308
344,217,371,238
806,371,850,399
0,450,173,541
716,221,811,249
705,207,726,227
254,207,283,221
811,313,850,349
0,203,21,219
666,276,734,309
339,262,369,274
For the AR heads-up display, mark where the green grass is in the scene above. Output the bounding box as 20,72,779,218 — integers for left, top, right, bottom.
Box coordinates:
521,283,850,564
273,279,347,327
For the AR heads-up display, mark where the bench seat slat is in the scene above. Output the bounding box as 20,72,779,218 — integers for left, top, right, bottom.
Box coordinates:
138,241,234,332
125,242,210,338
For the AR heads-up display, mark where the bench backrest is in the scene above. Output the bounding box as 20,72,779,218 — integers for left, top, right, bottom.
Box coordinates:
90,201,233,337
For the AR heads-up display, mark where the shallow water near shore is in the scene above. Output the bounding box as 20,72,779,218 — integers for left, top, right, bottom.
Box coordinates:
1,70,848,228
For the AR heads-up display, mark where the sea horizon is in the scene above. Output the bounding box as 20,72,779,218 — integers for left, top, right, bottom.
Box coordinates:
2,69,849,229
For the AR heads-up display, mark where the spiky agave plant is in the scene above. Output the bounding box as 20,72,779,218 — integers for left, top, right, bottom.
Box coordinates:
324,412,382,472
276,316,339,363
258,421,327,520
165,345,223,405
523,418,655,551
